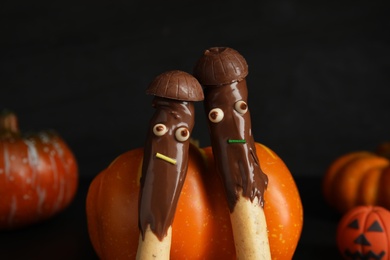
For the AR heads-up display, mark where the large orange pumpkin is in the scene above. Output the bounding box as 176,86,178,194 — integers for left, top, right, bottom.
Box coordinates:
0,111,78,229
323,144,390,214
86,142,303,259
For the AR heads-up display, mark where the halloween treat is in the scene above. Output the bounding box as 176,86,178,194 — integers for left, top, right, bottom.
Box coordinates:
337,206,390,259
194,47,271,259
86,142,303,259
86,48,302,259
323,144,390,213
0,110,78,229
136,70,204,259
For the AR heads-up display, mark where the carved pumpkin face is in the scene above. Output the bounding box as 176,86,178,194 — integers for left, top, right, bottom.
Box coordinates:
337,206,390,260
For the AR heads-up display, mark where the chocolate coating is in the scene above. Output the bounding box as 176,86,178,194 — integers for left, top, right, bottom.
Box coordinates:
193,47,248,86
195,47,268,212
139,97,195,240
146,70,204,101
139,70,203,241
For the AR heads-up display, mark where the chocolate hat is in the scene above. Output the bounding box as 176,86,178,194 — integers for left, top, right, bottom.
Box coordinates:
146,70,204,101
193,47,248,86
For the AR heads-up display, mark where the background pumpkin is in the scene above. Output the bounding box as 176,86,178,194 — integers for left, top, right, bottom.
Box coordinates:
0,111,78,229
322,144,390,214
336,206,390,260
86,142,303,259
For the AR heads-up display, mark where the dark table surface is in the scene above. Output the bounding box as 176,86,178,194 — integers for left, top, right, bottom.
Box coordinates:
0,175,343,260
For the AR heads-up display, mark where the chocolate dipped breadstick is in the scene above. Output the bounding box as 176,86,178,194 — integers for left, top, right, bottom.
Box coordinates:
194,47,271,259
136,70,204,259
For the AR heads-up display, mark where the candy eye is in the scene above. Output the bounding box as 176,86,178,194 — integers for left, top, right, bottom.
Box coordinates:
208,108,224,123
153,123,168,136
234,100,248,114
175,127,190,142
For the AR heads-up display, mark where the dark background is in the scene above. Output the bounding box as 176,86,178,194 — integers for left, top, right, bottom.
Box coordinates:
1,0,389,259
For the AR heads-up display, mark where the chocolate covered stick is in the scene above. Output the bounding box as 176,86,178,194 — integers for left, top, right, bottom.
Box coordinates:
136,71,204,259
194,47,271,259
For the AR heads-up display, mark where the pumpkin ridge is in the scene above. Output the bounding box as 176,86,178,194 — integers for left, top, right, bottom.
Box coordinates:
363,208,389,257
374,209,386,238
331,156,371,211
374,208,390,248
85,171,103,259
332,156,389,213
360,209,370,255
357,163,389,206
323,152,372,207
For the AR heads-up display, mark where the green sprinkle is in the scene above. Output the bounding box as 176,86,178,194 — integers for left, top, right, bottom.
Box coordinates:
227,139,246,144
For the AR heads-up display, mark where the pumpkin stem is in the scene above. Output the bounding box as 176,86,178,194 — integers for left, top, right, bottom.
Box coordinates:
0,110,20,136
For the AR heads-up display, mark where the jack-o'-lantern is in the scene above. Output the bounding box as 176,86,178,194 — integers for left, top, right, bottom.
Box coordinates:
336,206,390,259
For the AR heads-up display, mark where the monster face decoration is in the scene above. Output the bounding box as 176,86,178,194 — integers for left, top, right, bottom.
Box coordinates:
193,47,268,211
337,206,390,260
136,70,203,260
194,47,271,259
138,70,204,240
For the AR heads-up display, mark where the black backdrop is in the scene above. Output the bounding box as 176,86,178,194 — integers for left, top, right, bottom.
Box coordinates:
1,0,389,259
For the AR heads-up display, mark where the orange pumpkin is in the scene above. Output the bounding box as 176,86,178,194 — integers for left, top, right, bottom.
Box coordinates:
336,206,390,259
86,142,303,259
0,111,78,229
323,144,390,214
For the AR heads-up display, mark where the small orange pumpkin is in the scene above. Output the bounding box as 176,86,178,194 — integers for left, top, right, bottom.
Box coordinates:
336,206,390,259
323,144,390,213
0,111,78,229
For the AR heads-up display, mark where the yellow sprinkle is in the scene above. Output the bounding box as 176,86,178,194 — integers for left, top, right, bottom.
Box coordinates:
156,152,177,165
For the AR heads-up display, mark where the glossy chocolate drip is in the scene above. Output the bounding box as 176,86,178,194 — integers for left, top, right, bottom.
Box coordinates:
138,97,195,241
203,79,268,212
